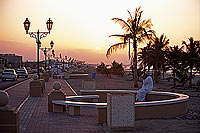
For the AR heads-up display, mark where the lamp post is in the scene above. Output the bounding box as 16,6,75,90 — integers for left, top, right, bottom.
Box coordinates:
59,53,65,70
40,40,54,71
58,53,68,70
23,18,53,78
52,51,67,71
47,53,53,70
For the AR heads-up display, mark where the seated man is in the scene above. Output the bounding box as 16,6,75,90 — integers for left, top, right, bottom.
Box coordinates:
136,71,153,101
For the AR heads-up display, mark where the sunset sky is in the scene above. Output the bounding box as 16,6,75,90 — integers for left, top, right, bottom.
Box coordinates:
0,0,199,64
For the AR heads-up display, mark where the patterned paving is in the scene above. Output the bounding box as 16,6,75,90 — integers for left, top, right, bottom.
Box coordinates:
5,79,33,109
17,78,104,133
6,77,200,132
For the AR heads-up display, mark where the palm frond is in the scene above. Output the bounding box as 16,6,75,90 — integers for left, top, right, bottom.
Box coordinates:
111,18,130,33
127,10,133,20
106,42,127,58
136,11,142,30
109,34,125,38
141,19,153,29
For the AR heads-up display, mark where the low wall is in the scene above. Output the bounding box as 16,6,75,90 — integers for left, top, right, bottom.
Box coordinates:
80,90,189,119
0,107,19,133
69,74,89,79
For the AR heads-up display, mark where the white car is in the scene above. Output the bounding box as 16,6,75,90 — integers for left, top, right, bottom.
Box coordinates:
2,69,18,81
17,68,28,78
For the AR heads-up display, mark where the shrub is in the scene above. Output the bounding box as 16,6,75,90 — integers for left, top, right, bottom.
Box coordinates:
96,62,107,74
110,60,124,76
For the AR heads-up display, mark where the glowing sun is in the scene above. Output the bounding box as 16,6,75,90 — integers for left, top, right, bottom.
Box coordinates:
96,47,100,50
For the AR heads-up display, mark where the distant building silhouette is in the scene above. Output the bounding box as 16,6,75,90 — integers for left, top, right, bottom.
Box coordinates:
0,54,22,69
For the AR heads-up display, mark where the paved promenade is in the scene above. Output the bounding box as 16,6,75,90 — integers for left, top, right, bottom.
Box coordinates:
7,78,104,133
6,76,199,132
5,78,33,109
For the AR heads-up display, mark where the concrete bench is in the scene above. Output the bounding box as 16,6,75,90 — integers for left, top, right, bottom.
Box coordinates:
52,94,105,123
80,90,189,120
52,100,107,116
66,95,99,102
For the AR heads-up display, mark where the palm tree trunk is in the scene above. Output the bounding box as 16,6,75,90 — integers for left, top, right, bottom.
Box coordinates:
189,66,193,87
155,59,159,83
144,61,146,73
133,39,138,88
173,68,176,88
129,38,131,60
162,69,165,79
131,64,134,80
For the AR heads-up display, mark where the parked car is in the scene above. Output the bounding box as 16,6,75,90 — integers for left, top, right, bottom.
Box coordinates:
17,68,28,78
2,69,18,81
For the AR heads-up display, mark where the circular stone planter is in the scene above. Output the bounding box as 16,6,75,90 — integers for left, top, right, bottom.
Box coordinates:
80,90,189,119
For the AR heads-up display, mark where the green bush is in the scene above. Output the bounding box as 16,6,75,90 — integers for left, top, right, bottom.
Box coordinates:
110,60,124,76
96,62,107,74
96,61,124,76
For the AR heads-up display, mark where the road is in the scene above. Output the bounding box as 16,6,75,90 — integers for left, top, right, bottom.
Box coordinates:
0,77,30,90
0,73,35,90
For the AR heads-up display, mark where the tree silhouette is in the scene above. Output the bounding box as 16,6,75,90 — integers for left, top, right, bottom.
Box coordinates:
147,34,169,83
182,37,200,87
106,7,155,87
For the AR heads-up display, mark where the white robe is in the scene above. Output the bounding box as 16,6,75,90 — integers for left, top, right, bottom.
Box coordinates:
136,76,153,101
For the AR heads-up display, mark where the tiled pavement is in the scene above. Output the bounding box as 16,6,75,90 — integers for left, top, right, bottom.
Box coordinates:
5,78,33,109
5,77,200,133
13,78,105,133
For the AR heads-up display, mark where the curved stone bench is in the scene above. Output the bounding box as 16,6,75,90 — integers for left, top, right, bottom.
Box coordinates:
80,90,189,120
52,90,189,124
52,100,106,107
52,95,100,115
66,95,99,102
52,100,106,116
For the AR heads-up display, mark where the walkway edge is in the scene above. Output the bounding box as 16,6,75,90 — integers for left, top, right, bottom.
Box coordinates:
5,78,33,91
64,80,78,96
17,95,30,111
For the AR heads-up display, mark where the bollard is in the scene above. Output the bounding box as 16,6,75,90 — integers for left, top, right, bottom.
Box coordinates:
63,71,69,79
39,79,45,93
30,75,43,97
0,90,19,133
48,82,66,112
41,72,49,82
53,72,57,79
107,93,135,131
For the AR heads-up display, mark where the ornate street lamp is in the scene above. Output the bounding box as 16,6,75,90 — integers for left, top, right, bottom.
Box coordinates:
52,49,55,57
46,18,53,33
50,40,54,49
47,53,53,70
23,18,53,78
23,18,30,34
40,40,54,71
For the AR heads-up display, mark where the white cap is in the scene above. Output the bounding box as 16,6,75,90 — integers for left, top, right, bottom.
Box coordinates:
53,82,61,90
33,75,39,80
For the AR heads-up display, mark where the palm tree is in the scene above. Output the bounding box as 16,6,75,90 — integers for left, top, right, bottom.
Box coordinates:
138,41,152,72
148,34,169,83
182,37,200,87
106,7,155,87
165,45,185,88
